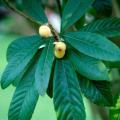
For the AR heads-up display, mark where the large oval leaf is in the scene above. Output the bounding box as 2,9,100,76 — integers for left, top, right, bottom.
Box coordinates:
63,32,120,61
69,51,109,80
78,75,114,106
35,38,54,96
61,0,94,32
80,18,120,38
8,58,39,120
1,36,44,89
53,59,86,120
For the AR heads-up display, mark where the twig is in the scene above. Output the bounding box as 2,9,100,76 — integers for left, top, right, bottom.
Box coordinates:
4,0,60,42
48,23,60,42
3,0,41,25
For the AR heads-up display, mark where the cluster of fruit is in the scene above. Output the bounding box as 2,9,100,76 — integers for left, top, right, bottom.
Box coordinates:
39,25,66,59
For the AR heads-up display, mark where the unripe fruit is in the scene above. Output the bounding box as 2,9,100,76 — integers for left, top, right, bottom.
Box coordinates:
39,25,51,38
54,42,66,59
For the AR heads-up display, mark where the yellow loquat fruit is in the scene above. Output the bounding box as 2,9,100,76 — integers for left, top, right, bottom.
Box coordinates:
39,25,51,38
54,42,66,59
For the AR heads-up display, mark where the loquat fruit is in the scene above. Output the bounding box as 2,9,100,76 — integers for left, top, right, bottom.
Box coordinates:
39,25,51,38
54,42,66,59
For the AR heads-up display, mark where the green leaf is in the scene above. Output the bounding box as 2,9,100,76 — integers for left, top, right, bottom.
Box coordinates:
1,36,44,89
109,108,120,120
35,38,54,96
53,59,86,120
12,51,43,87
7,35,44,61
80,18,120,37
92,0,112,17
61,0,94,32
8,58,39,120
78,75,114,106
69,51,109,80
22,0,48,24
47,72,53,98
47,60,55,98
110,95,120,120
63,32,120,61
105,61,120,68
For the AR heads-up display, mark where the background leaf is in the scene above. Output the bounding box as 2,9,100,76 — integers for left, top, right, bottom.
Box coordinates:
61,0,94,32
92,0,112,17
8,55,39,120
21,0,48,24
78,75,114,106
109,108,120,120
80,18,120,38
69,51,109,80
64,32,120,61
53,59,86,120
1,36,43,89
110,95,120,120
35,38,54,96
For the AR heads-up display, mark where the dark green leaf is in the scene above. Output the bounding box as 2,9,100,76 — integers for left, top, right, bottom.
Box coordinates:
93,0,112,11
109,108,120,120
22,0,48,24
12,51,43,87
69,51,109,80
80,18,120,37
7,35,44,61
53,59,86,120
105,61,120,68
64,32,120,61
92,0,112,16
110,95,120,120
78,75,114,106
35,38,54,96
61,0,94,32
47,60,55,98
1,36,44,89
8,58,39,120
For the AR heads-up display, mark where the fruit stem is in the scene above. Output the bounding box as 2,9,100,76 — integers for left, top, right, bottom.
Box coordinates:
48,23,60,42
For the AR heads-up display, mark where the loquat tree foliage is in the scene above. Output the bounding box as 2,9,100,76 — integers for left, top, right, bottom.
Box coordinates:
1,0,120,120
